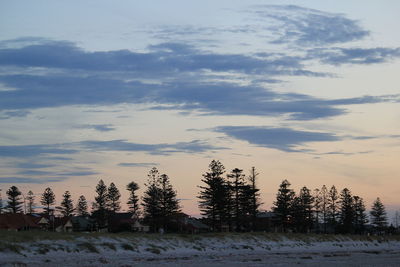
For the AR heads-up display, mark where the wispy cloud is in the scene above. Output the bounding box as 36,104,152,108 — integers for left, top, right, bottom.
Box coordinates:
75,124,116,132
0,144,78,158
118,162,159,168
0,110,30,120
214,126,340,152
0,40,321,76
16,169,98,177
0,177,67,184
0,139,226,159
309,47,400,65
0,37,398,121
250,5,369,46
78,139,226,155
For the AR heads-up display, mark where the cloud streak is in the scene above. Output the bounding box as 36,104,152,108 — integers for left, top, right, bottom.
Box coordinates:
214,126,340,152
75,124,116,132
0,177,67,184
118,162,159,168
0,139,226,159
0,40,321,76
310,47,400,65
251,5,369,46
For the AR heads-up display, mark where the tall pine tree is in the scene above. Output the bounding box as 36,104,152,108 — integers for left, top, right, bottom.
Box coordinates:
227,168,245,232
127,181,140,217
92,180,108,228
247,167,261,231
313,188,322,231
0,188,4,214
320,185,329,233
76,195,89,216
26,190,36,214
107,182,121,213
41,187,55,216
142,168,162,232
272,180,295,232
198,160,230,232
338,188,354,233
292,186,314,233
370,197,388,231
6,186,23,214
327,185,339,229
57,191,74,217
353,195,367,234
159,174,180,231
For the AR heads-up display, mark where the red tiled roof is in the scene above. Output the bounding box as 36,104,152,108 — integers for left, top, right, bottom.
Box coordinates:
0,214,40,230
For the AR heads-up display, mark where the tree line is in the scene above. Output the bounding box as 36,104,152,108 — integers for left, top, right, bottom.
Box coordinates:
0,160,394,234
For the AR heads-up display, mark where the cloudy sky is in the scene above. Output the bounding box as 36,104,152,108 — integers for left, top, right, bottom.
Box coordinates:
0,0,399,216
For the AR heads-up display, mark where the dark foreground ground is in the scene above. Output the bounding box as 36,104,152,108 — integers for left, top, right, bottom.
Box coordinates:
2,250,400,266
1,232,400,266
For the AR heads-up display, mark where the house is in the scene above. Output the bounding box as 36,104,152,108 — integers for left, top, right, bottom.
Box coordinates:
54,217,73,232
108,213,150,233
169,212,210,233
71,216,97,232
0,214,40,231
184,217,210,233
30,214,50,230
108,213,137,232
132,220,150,232
255,211,279,232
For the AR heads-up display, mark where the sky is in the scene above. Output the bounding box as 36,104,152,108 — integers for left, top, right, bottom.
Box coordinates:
0,0,399,218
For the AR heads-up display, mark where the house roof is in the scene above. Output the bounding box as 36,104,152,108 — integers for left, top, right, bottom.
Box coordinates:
54,217,72,228
109,213,135,220
0,214,40,230
257,211,276,218
186,218,209,229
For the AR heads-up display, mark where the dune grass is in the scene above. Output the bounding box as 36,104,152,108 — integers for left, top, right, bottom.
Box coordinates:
1,230,399,244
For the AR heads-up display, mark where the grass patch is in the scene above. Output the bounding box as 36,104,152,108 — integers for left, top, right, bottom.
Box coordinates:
35,244,53,255
241,245,254,250
145,247,161,254
77,242,99,253
121,243,136,251
192,245,204,251
145,244,166,254
101,242,116,251
0,242,24,254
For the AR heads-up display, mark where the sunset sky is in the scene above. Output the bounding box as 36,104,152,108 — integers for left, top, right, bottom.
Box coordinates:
0,0,399,218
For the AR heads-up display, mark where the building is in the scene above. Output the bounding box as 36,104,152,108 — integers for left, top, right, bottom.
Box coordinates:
0,214,40,231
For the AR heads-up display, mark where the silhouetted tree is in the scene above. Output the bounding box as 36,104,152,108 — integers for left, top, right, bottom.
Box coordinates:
393,211,400,229
198,160,230,232
313,188,322,231
127,181,140,217
107,182,121,213
0,189,3,214
327,185,339,230
26,190,36,214
6,186,23,214
292,186,314,233
370,197,388,231
320,185,329,233
41,187,55,216
76,195,89,216
227,168,245,231
57,191,74,217
353,195,367,234
92,180,108,228
247,167,261,231
272,179,295,232
142,167,162,232
159,174,180,231
338,188,354,233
